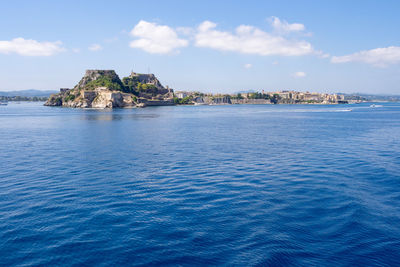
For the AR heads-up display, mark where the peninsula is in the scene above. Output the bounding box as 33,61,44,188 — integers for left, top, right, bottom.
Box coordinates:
45,69,347,108
45,70,174,108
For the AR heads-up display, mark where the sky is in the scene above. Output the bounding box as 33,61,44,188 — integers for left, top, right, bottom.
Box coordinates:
1,0,400,94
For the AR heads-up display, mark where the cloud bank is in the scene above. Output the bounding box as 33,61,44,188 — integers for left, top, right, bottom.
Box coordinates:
129,20,188,54
194,21,313,56
331,46,400,67
0,38,65,56
129,18,314,57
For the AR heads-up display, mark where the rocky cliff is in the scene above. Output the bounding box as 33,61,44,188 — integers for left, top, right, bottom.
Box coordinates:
45,70,174,108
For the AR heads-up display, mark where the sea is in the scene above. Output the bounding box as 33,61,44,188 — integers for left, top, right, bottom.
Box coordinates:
1,102,400,266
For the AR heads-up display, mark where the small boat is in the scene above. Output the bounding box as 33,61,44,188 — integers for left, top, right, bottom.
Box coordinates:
0,101,8,106
370,104,383,108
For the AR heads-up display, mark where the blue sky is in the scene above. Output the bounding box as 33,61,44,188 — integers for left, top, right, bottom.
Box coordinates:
1,0,400,94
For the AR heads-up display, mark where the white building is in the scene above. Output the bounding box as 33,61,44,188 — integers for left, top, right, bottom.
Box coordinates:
175,91,189,98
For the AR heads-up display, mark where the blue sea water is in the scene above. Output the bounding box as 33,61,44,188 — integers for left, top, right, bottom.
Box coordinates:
1,102,400,266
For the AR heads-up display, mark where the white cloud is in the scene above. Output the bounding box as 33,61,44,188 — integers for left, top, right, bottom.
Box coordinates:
0,38,65,56
293,71,306,78
72,48,80,53
89,44,102,51
331,46,400,67
130,20,188,54
244,63,252,69
270,16,305,33
194,20,313,56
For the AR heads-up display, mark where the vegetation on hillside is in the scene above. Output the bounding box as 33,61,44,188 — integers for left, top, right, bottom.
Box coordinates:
122,77,159,95
121,76,138,94
83,76,125,91
64,94,76,102
173,96,192,104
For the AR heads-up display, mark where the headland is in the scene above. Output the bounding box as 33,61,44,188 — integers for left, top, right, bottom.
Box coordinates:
45,69,348,108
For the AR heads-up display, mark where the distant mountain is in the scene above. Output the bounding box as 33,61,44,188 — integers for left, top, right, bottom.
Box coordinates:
0,89,57,97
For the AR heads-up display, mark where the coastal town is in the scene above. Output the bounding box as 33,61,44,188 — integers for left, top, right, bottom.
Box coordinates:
174,90,347,105
44,69,348,108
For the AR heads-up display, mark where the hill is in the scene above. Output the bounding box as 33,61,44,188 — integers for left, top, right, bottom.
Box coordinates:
45,70,174,108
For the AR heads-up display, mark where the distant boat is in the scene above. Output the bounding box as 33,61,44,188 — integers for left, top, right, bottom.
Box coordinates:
370,104,383,108
0,101,8,106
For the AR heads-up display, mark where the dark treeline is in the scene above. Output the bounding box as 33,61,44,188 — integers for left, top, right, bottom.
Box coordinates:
0,96,48,102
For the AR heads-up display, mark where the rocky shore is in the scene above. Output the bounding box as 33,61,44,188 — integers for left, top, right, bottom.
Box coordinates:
45,70,174,108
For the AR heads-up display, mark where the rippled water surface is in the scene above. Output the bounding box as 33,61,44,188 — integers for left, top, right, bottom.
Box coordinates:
1,102,400,266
